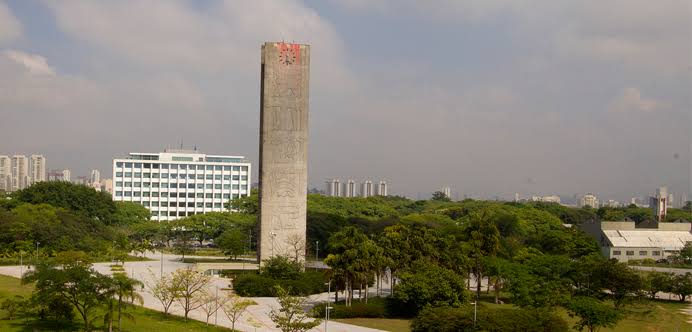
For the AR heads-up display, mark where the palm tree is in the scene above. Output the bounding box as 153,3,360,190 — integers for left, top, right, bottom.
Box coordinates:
112,273,144,331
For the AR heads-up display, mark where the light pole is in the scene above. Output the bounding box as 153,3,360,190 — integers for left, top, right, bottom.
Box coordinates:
324,280,332,332
160,250,164,280
35,241,40,266
214,286,219,325
470,301,477,327
19,251,23,278
315,240,319,262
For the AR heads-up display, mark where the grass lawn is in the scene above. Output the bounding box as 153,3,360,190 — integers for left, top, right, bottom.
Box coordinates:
334,318,411,332
0,274,233,331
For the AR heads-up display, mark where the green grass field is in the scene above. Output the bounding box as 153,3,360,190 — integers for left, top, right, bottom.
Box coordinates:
0,274,232,331
335,318,410,332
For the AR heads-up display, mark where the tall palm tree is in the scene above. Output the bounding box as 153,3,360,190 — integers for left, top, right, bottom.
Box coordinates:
112,273,144,331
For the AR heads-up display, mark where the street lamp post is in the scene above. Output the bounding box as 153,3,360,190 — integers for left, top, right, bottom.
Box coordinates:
160,251,164,280
315,240,319,262
19,252,23,278
35,242,40,266
325,280,332,332
471,301,477,327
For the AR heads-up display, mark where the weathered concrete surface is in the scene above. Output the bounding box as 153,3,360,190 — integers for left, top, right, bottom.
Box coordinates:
258,42,310,263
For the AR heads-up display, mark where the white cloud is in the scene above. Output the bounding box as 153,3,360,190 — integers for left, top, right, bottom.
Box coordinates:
3,50,56,75
608,88,660,113
0,1,21,43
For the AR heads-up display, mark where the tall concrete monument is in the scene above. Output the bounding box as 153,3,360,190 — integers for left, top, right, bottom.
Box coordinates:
258,42,310,263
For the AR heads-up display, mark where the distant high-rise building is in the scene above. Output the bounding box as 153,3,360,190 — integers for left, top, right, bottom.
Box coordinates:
100,178,113,194
668,193,675,208
0,156,11,192
29,155,46,184
542,195,561,204
377,180,388,196
514,193,520,202
650,186,669,222
579,193,599,208
362,180,373,198
345,179,356,197
11,155,29,191
90,169,101,185
61,169,71,182
443,186,451,199
325,179,342,197
682,193,689,207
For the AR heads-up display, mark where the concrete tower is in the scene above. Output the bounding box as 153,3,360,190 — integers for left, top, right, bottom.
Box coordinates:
258,42,310,263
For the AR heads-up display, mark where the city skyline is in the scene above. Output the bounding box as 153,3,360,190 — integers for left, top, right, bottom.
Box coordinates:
0,1,689,201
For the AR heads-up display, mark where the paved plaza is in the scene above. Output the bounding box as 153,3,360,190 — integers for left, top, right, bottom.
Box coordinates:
0,252,385,332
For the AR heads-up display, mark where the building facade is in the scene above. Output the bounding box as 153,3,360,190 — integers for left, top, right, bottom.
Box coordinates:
580,220,692,262
10,155,29,191
0,156,10,192
112,150,251,221
579,193,599,208
362,180,373,197
29,155,46,185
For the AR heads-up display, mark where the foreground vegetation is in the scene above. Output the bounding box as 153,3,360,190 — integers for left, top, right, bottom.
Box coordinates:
0,274,232,331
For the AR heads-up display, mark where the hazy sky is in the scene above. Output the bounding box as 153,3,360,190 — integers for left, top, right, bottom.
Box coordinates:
0,0,689,201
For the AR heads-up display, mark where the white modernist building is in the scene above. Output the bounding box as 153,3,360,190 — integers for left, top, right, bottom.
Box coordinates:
112,150,251,221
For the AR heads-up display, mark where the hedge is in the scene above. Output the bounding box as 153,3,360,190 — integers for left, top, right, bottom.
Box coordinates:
233,271,327,296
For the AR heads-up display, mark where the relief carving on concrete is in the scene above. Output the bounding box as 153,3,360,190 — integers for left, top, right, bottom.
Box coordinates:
267,170,299,198
271,205,299,230
265,135,305,163
270,106,303,131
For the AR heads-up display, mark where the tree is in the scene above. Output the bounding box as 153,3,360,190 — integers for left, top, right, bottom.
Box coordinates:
261,256,303,280
173,230,194,260
465,209,500,300
392,261,469,316
112,273,143,331
643,271,673,299
270,285,321,332
678,242,692,263
670,273,692,302
0,295,27,320
567,297,621,332
146,273,177,315
171,268,212,320
598,259,642,308
222,294,255,331
199,290,228,325
215,229,246,260
13,181,117,224
23,262,113,331
284,233,306,263
111,201,151,225
431,191,451,202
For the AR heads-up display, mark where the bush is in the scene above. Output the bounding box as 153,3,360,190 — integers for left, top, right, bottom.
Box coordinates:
411,306,568,332
233,271,327,296
411,306,474,332
390,261,469,316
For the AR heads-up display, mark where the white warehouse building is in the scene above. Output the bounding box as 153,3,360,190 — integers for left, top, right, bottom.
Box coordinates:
112,150,251,221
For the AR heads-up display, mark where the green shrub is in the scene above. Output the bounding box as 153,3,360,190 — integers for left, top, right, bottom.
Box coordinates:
233,271,327,296
411,306,474,332
411,306,568,332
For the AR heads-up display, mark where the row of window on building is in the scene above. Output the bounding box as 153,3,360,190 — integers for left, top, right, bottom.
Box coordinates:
612,250,662,256
115,192,242,199
115,182,245,189
152,210,220,217
115,172,248,180
115,162,248,172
